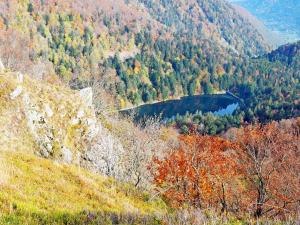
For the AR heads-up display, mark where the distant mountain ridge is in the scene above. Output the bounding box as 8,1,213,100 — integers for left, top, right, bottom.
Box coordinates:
231,4,284,47
232,0,300,43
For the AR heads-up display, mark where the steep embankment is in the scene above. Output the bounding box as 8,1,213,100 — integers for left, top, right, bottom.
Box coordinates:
0,70,166,224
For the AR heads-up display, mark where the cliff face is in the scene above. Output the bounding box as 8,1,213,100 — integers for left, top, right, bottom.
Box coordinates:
0,65,126,177
0,71,94,160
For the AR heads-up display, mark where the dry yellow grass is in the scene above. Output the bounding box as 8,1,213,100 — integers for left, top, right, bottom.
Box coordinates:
0,151,166,217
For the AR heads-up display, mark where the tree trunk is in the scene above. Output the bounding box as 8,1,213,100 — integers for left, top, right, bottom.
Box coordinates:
220,183,227,214
255,178,265,218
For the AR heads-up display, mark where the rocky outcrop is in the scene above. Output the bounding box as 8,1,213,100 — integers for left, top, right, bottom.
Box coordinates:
79,87,93,108
0,73,110,165
0,71,132,181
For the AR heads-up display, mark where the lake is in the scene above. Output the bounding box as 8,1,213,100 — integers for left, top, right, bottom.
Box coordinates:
120,93,240,121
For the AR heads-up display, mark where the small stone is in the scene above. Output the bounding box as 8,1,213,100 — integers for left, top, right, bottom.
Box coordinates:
77,109,85,118
0,59,4,73
71,118,80,125
10,86,23,99
40,148,50,158
86,118,95,126
46,143,52,152
44,104,53,118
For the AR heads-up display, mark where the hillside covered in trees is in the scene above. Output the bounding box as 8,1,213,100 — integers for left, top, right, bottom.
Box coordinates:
166,41,300,135
1,65,299,224
0,0,269,108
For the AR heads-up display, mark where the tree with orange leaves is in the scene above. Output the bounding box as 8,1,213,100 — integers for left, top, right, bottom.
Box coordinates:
236,122,300,219
152,135,243,213
152,121,300,220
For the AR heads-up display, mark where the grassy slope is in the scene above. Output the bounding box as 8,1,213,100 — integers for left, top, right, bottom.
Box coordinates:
0,151,166,224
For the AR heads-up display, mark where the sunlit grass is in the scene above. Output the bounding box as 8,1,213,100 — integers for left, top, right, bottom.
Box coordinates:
0,151,166,224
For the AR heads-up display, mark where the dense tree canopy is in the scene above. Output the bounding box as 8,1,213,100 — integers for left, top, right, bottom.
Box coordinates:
152,120,300,219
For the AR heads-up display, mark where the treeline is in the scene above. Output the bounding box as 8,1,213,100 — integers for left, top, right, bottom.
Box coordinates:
166,111,242,135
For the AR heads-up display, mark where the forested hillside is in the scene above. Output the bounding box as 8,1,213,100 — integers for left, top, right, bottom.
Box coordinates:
171,41,300,135
137,0,268,55
0,0,269,109
1,66,299,224
234,42,300,122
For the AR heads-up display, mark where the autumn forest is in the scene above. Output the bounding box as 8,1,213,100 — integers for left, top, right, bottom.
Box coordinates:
0,0,299,224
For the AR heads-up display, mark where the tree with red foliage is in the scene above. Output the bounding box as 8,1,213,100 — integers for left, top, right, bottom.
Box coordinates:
152,135,243,212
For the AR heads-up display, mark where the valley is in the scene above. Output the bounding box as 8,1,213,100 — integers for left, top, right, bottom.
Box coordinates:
0,0,299,224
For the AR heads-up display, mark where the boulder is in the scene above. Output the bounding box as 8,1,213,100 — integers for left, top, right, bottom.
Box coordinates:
0,59,4,73
10,86,23,99
62,146,73,163
79,87,93,107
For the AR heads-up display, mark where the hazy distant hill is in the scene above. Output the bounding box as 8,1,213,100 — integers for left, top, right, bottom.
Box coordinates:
232,4,284,47
232,0,300,43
